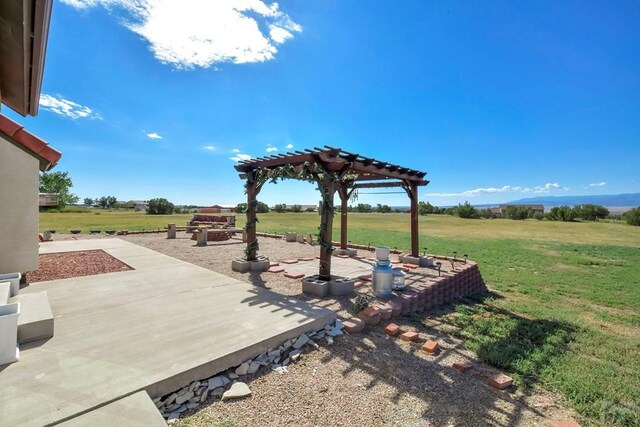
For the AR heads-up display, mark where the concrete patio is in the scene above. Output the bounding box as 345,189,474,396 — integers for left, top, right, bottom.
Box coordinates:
0,239,335,426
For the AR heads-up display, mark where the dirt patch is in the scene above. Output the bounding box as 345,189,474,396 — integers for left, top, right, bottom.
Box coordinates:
25,250,133,283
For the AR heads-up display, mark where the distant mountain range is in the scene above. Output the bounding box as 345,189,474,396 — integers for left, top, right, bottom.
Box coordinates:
506,193,640,208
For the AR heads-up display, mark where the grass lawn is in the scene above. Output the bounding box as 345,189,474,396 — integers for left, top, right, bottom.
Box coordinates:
40,210,640,426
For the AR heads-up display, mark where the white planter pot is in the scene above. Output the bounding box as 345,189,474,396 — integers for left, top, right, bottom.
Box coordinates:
0,303,20,365
0,273,21,297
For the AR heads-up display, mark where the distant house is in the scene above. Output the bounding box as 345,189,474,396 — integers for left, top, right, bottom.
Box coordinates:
495,204,545,218
39,193,59,207
130,200,148,211
199,205,234,213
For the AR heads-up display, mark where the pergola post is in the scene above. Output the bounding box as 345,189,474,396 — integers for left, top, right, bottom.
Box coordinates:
245,179,261,261
403,180,420,257
337,184,350,249
318,177,336,280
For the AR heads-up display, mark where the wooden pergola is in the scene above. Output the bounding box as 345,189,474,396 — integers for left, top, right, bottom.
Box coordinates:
235,146,429,280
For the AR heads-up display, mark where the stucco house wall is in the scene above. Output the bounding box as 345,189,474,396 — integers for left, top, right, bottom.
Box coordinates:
0,133,39,273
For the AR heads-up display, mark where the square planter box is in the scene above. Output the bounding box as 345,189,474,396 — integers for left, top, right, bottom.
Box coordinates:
0,303,20,365
0,273,21,297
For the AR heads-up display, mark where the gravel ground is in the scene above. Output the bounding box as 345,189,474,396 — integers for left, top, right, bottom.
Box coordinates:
50,233,578,426
25,249,132,283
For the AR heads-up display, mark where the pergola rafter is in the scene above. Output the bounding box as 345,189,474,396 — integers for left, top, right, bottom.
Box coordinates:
235,145,429,280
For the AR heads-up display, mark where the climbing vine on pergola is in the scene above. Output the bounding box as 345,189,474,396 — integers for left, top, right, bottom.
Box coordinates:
235,146,429,280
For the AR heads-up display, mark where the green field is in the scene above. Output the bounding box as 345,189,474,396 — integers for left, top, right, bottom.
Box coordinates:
40,210,640,426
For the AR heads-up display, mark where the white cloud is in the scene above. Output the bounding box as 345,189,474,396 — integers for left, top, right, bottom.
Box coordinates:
60,0,302,69
589,182,606,187
426,182,566,197
147,132,162,139
266,144,278,152
39,94,101,119
230,152,252,162
202,146,216,151
232,149,240,153
286,143,294,149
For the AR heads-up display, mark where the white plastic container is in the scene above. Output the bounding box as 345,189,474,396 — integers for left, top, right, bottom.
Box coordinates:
0,303,20,365
0,273,21,297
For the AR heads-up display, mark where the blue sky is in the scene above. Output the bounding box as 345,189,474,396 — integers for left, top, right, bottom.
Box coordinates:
5,0,639,206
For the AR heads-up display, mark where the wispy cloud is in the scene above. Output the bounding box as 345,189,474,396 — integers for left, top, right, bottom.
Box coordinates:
39,94,101,120
146,132,162,139
60,0,302,69
202,146,217,151
589,181,606,187
266,144,278,153
230,148,252,162
426,182,567,197
286,143,294,149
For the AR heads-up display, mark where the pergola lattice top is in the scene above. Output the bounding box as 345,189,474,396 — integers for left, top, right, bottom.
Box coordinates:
235,145,429,280
235,145,429,188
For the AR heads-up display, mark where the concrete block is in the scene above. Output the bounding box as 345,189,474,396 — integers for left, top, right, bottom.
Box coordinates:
333,248,357,257
296,234,305,244
399,254,420,265
419,256,434,268
0,273,21,297
329,278,355,296
0,282,11,305
285,232,297,242
196,229,208,246
302,277,330,297
10,291,54,344
167,224,177,239
231,257,270,273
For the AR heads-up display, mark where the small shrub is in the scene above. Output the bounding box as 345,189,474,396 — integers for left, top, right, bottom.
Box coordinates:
147,198,175,215
351,294,370,313
457,201,479,219
623,207,640,226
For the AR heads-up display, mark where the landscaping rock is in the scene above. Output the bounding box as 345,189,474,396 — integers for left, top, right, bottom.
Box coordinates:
222,382,252,401
248,361,261,374
293,333,310,349
208,375,230,390
175,391,194,405
235,361,250,376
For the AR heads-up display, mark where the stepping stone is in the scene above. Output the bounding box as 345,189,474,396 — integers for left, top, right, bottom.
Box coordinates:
452,362,473,373
358,274,372,282
222,382,251,401
384,323,400,336
358,307,381,326
354,255,367,259
268,267,285,273
269,261,279,267
403,263,419,269
488,373,513,390
9,291,54,344
298,257,314,262
284,272,305,279
280,259,299,264
343,318,365,333
550,422,581,427
400,331,419,342
336,254,350,258
421,340,439,354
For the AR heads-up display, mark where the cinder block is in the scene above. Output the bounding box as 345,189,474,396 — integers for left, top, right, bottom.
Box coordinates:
302,276,329,297
329,278,355,296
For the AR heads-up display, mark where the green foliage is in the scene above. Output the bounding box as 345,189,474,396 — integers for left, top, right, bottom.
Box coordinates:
147,198,174,215
97,196,117,209
456,201,479,219
39,171,79,208
235,203,247,213
479,208,494,219
533,211,545,220
274,203,287,213
351,294,370,313
547,205,577,221
418,201,445,215
504,205,533,220
83,197,94,206
376,203,392,213
256,201,270,213
623,207,640,226
355,203,372,213
291,204,302,213
574,204,609,221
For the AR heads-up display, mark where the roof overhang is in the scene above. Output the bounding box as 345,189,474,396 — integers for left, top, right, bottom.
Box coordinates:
0,0,53,116
0,113,61,171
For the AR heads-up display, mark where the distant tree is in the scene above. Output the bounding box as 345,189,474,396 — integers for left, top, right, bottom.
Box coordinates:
274,203,287,213
256,201,270,213
39,171,79,208
418,201,437,215
235,203,247,213
147,198,175,215
533,211,545,220
623,207,640,226
573,204,609,221
376,204,392,213
479,208,494,219
122,201,135,210
547,205,576,222
356,203,372,213
83,197,94,206
291,204,302,213
504,205,532,220
456,201,479,219
305,207,315,212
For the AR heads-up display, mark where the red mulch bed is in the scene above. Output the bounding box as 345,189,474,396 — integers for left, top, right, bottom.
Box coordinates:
25,250,133,283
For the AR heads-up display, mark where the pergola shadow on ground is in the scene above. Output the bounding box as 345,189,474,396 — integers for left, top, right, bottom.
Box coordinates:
232,288,575,426
235,146,429,279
